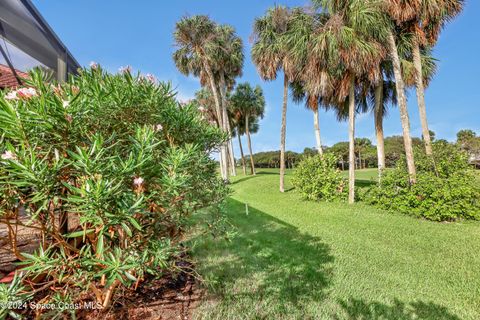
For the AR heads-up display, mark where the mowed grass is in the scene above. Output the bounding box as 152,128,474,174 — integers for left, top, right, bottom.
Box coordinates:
192,168,480,320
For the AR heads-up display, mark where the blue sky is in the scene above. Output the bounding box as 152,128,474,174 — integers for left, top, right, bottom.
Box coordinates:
33,0,480,154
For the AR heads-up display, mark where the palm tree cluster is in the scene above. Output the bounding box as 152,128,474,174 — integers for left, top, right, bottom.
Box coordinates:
251,0,463,202
230,83,266,175
193,83,266,176
173,16,244,181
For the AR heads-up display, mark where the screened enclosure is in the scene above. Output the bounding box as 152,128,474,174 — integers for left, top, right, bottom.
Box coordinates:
0,0,79,86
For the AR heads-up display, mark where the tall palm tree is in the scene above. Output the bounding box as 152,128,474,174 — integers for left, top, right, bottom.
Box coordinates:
290,81,325,155
373,79,396,175
173,16,229,180
311,0,386,203
379,0,460,178
360,39,436,180
231,83,266,175
285,8,330,156
252,6,294,192
231,117,247,175
405,0,464,155
214,25,244,176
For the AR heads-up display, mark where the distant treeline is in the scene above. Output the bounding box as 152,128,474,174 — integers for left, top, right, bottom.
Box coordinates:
241,131,480,170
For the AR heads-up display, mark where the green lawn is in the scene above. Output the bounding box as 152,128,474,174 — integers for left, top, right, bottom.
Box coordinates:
192,169,480,320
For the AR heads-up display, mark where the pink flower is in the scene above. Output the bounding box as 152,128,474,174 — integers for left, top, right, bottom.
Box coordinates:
145,73,156,83
119,65,132,74
90,61,98,69
4,91,17,100
154,124,163,132
1,151,16,160
133,177,144,186
16,87,37,99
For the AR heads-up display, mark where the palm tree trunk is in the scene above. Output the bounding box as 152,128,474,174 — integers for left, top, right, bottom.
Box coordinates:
219,72,237,176
374,82,385,179
387,32,416,183
412,38,433,156
203,62,228,181
313,108,323,156
245,116,256,175
237,128,247,175
348,76,356,204
280,74,288,192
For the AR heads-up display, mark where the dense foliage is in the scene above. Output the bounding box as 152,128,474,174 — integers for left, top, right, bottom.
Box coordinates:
0,67,227,316
246,151,301,169
292,154,347,201
363,141,480,221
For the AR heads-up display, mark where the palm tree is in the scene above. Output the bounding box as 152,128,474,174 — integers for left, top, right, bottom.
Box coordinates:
290,81,325,155
252,6,294,192
231,83,266,175
231,118,247,175
380,0,460,179
404,0,464,155
311,0,386,203
173,16,229,180
285,8,330,157
373,79,396,175
214,25,244,176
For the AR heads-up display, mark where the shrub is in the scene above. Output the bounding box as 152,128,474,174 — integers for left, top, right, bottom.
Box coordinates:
363,141,480,221
292,154,347,201
0,66,227,315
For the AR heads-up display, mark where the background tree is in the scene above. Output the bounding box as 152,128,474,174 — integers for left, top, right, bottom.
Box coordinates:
457,129,480,164
231,83,266,175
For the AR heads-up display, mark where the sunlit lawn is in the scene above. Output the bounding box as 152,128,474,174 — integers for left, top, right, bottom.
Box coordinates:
192,168,480,319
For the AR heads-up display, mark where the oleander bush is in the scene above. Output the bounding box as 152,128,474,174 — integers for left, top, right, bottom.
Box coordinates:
292,154,347,201
363,141,480,221
0,66,228,315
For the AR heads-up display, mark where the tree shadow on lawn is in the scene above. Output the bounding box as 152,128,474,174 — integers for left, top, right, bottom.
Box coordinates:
231,170,280,185
193,197,334,317
355,179,376,188
336,298,461,320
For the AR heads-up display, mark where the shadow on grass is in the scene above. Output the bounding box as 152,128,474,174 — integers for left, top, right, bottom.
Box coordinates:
193,198,334,318
231,170,280,185
336,298,461,320
355,179,377,188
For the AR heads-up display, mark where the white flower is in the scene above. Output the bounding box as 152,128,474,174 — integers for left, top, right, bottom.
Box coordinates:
198,106,206,113
133,177,144,186
154,124,163,132
17,87,37,99
1,151,16,160
119,65,132,74
4,91,17,100
62,100,70,108
90,61,98,69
